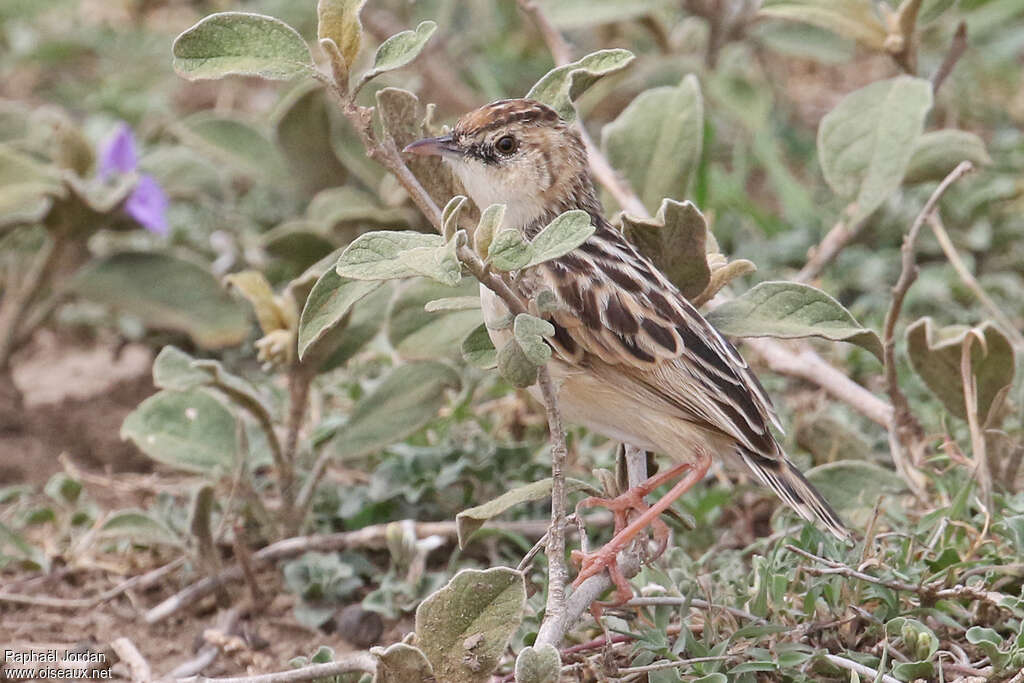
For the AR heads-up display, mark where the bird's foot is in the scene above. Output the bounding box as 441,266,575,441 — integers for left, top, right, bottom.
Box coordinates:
569,453,713,609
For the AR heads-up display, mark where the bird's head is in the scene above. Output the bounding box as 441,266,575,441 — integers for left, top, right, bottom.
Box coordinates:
404,98,599,232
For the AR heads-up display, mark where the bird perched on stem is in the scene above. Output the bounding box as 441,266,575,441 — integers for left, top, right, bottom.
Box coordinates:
405,98,851,602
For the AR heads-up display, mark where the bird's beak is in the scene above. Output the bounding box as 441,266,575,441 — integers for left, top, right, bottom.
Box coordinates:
403,135,461,157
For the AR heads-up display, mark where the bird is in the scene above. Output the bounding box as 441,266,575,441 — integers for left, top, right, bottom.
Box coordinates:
404,98,851,600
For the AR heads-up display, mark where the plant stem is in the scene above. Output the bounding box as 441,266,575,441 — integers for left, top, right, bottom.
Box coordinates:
0,231,65,370
927,212,1024,348
535,365,570,644
882,161,974,497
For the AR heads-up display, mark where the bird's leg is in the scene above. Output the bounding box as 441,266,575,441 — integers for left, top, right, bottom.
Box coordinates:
571,450,712,604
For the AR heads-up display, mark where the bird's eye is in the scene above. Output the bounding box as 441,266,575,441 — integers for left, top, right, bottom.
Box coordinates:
495,135,517,155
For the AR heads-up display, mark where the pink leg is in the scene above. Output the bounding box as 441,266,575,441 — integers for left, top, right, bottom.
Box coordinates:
572,451,713,604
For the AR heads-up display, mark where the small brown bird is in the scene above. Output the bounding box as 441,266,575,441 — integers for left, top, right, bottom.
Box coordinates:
406,99,850,599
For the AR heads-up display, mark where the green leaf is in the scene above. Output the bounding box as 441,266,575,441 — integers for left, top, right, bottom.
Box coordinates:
273,82,349,195
706,281,884,361
388,278,483,360
759,0,888,50
415,567,526,683
442,195,469,241
474,203,505,259
513,314,554,366
307,185,409,231
361,21,437,83
526,49,635,120
176,113,288,181
121,388,238,475
320,283,391,371
817,76,933,222
99,510,182,547
620,199,710,298
424,296,480,312
602,75,704,213
497,340,538,388
0,520,49,572
488,230,531,271
330,361,461,460
152,346,213,391
804,461,906,527
905,318,1015,423
172,12,315,81
903,129,992,184
337,231,453,282
298,269,383,361
526,210,595,267
73,252,250,349
456,478,599,547
396,234,462,286
0,144,64,227
514,644,561,683
372,643,435,683
461,324,497,370
317,0,367,69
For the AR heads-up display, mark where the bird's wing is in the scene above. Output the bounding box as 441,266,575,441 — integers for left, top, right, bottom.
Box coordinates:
527,223,782,457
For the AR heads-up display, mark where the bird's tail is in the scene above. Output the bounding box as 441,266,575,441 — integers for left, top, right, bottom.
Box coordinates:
737,447,852,543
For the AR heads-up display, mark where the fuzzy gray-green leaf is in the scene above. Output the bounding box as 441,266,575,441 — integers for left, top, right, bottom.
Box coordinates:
329,361,460,460
121,388,237,475
337,231,445,281
415,567,526,682
619,199,710,298
514,644,561,683
706,281,883,361
488,230,533,271
497,340,538,388
461,324,497,370
526,49,635,120
817,76,932,222
298,268,383,361
173,12,315,81
361,21,437,83
602,75,704,213
388,278,483,360
905,318,1015,423
456,478,598,548
526,210,595,267
513,314,554,366
372,643,435,683
74,252,250,349
758,0,888,49
903,129,991,185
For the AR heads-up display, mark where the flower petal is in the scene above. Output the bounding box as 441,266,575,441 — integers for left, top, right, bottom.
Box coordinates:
126,174,169,235
99,122,138,178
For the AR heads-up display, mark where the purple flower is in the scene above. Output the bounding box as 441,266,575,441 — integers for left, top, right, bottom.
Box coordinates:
98,122,169,235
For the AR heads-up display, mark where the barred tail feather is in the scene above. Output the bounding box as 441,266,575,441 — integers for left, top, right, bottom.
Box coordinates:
738,447,852,542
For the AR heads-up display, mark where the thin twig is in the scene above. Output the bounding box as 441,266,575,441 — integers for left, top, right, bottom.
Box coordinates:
110,638,152,683
927,213,1024,348
175,652,376,683
786,543,1009,608
535,366,571,647
794,214,866,284
515,0,573,66
617,655,731,676
932,22,968,95
0,557,185,610
961,333,990,503
144,519,556,623
882,161,975,495
625,596,766,624
824,654,901,683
